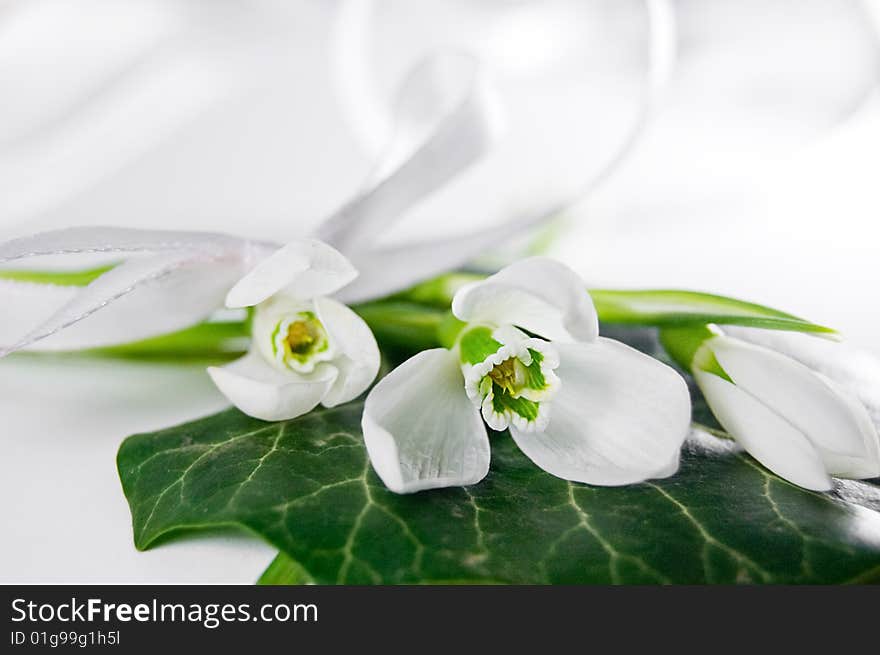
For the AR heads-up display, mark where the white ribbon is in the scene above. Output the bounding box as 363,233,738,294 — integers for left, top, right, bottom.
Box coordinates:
331,0,677,303
0,1,676,353
316,51,506,253
232,49,508,302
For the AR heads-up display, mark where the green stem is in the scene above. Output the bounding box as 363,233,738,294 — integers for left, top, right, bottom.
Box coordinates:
351,301,447,352
659,325,731,381
588,288,834,334
83,301,448,361
257,552,313,585
659,325,717,371
392,274,834,335
387,272,483,308
82,321,250,361
0,264,115,286
1,266,835,361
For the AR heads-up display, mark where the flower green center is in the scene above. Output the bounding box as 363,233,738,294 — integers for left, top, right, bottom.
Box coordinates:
271,311,331,372
286,320,320,355
488,357,519,392
459,325,559,431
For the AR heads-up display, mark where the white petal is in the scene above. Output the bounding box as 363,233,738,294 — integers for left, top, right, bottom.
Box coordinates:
313,296,380,407
694,369,832,491
653,453,682,479
510,339,690,486
225,239,357,308
0,227,241,262
708,336,870,461
362,348,490,494
451,257,598,343
723,326,880,434
811,373,880,479
207,350,338,422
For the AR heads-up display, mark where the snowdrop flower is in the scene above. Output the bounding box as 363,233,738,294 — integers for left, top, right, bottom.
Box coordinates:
363,257,692,494
669,326,880,491
0,230,379,421
722,326,880,433
207,239,379,421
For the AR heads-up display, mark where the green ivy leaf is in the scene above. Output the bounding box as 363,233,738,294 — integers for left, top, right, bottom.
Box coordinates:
118,361,880,584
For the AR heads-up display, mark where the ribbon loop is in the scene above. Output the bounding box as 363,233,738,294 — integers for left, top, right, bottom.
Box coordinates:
315,50,506,253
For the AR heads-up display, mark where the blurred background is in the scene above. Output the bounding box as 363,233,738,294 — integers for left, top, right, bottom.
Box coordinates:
2,0,880,581
2,0,879,347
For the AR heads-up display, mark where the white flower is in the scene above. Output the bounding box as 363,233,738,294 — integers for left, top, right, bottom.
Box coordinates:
722,326,880,433
690,328,880,491
362,257,692,494
0,230,378,422
206,239,379,421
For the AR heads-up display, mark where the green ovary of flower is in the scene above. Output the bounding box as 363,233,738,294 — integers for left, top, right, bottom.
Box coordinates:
459,325,560,432
270,311,332,373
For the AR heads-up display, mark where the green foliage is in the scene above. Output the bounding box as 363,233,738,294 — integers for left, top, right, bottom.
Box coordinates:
589,289,834,334
0,264,115,286
118,335,880,585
